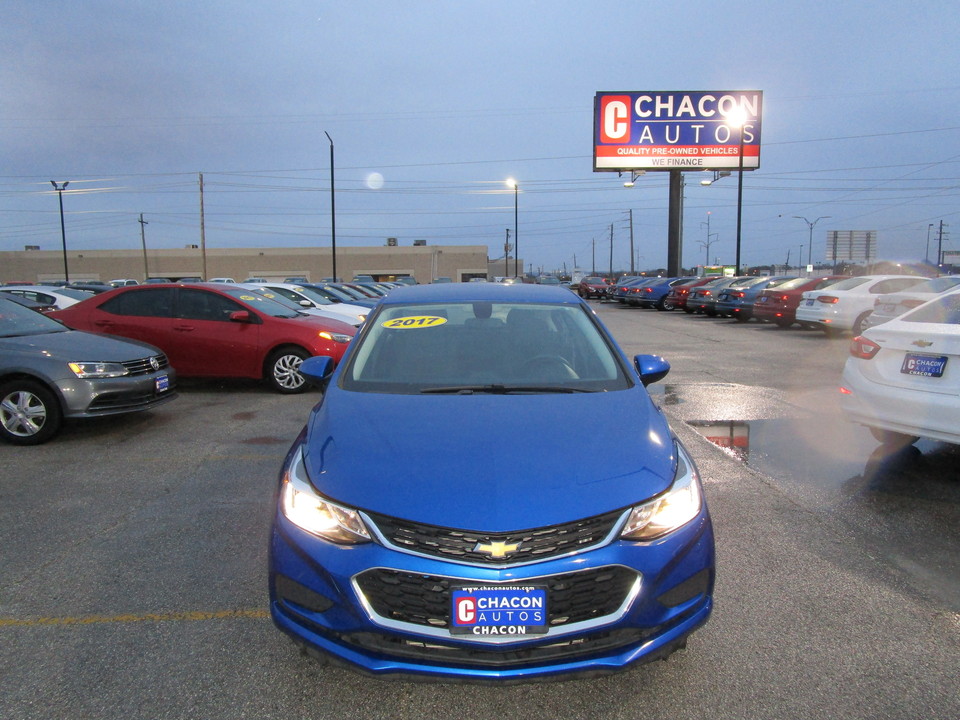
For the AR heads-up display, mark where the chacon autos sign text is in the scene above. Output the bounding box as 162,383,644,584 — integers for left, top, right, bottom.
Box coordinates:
594,91,762,172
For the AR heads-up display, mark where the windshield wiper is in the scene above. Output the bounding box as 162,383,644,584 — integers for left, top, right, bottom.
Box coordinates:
421,384,594,395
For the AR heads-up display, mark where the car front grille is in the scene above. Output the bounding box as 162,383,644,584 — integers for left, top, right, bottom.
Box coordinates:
354,565,638,630
121,354,170,376
365,509,624,565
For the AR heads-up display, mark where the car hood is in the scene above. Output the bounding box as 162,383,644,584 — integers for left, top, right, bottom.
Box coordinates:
2,328,162,361
301,388,676,531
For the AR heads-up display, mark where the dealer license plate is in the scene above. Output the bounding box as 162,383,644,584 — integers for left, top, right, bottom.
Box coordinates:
450,586,547,636
156,374,170,392
804,299,815,306
900,354,947,378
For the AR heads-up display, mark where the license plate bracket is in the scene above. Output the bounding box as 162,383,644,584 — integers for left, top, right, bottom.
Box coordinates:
450,585,548,636
156,375,170,392
901,354,947,378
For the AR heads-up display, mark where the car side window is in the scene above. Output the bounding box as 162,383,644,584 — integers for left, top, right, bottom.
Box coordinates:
870,279,923,294
177,288,245,321
100,288,174,317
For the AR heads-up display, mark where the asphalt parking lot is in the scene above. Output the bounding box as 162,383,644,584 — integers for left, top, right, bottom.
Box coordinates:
2,302,958,720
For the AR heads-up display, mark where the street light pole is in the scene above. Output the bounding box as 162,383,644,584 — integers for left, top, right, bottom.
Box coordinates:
793,215,831,276
50,181,69,282
324,131,337,281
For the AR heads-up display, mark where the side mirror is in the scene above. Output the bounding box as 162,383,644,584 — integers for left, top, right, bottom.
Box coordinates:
634,354,670,386
228,310,255,323
299,356,335,390
299,300,312,307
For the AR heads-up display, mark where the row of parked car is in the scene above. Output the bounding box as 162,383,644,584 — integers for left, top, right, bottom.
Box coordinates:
598,272,960,336
0,279,416,445
593,271,960,450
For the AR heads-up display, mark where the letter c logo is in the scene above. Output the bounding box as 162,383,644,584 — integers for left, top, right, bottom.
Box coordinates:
456,597,476,625
600,96,631,143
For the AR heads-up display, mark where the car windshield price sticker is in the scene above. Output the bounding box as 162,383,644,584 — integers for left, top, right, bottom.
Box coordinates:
450,586,547,636
901,354,947,378
381,315,447,329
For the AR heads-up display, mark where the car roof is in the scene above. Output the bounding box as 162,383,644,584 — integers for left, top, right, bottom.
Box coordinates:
378,282,581,306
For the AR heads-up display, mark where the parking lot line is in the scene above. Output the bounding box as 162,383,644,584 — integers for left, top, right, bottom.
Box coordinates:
0,609,269,627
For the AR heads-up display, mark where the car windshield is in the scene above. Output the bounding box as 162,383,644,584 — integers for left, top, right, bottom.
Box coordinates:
341,301,632,394
584,277,605,284
920,276,960,293
902,293,960,325
0,297,67,337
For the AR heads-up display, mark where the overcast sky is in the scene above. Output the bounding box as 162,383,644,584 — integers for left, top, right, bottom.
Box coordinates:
3,1,958,274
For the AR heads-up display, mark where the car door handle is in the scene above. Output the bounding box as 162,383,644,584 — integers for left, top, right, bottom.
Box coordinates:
173,323,196,332
93,320,115,329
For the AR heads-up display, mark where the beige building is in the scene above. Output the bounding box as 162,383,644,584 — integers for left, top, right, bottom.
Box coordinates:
0,244,514,285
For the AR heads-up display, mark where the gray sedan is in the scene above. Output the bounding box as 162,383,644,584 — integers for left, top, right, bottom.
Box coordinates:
0,297,177,444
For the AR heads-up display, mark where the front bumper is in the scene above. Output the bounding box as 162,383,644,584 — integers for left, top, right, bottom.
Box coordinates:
56,369,178,418
269,511,714,682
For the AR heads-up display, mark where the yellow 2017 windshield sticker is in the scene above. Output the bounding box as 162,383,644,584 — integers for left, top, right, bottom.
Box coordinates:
382,315,447,329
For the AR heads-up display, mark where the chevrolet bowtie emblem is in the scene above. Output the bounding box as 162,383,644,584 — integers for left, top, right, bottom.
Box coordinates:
474,540,520,559
911,339,934,348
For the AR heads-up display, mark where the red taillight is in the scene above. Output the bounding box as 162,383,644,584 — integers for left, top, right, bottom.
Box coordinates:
779,294,790,301
817,295,839,304
643,287,653,294
850,335,881,359
730,291,745,299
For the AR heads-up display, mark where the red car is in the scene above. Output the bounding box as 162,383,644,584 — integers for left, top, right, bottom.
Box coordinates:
577,276,609,300
666,277,715,313
51,283,356,393
752,276,849,328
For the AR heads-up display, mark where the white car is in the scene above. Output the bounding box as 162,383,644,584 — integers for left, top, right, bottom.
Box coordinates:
238,283,367,326
795,275,925,336
862,276,960,330
841,288,960,447
109,278,139,287
209,277,237,283
0,285,94,309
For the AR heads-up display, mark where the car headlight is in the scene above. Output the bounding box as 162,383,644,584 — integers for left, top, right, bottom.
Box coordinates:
318,331,352,344
280,445,370,544
620,442,702,541
68,362,128,379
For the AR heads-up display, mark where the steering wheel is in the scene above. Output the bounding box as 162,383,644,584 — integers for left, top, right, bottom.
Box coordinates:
518,355,578,380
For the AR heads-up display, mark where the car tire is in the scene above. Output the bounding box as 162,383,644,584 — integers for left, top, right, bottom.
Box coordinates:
266,347,311,394
0,379,63,445
774,318,793,328
657,298,674,311
853,312,872,336
869,427,919,448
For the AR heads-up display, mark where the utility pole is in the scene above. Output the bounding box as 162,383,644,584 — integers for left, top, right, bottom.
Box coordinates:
504,228,510,278
592,238,596,275
198,173,208,281
139,214,149,281
628,209,635,274
937,220,950,273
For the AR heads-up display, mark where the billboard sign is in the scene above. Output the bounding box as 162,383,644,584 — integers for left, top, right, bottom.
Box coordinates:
826,231,876,263
594,91,762,172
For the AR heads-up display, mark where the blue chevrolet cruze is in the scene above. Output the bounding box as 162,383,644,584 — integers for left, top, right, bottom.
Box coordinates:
268,283,714,681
